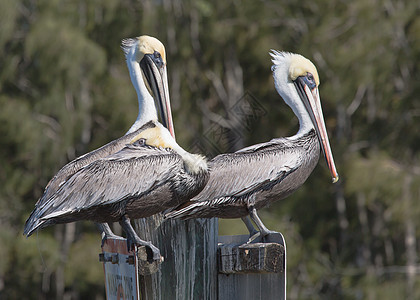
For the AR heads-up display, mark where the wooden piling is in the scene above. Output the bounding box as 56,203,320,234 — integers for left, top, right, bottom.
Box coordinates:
134,216,218,299
217,233,286,300
130,217,285,300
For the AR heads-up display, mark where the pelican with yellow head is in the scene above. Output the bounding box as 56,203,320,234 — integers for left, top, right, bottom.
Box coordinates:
166,51,339,242
24,36,208,260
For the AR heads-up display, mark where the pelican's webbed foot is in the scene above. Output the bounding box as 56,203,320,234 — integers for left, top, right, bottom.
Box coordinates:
241,216,261,243
119,216,161,261
248,207,278,242
96,222,124,247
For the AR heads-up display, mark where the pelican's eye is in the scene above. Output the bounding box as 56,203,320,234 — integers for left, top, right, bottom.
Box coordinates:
153,51,164,68
303,72,316,89
153,51,161,59
307,73,314,81
134,138,147,146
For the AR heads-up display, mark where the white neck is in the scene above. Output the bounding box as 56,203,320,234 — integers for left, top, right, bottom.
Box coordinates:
125,48,158,134
273,64,313,140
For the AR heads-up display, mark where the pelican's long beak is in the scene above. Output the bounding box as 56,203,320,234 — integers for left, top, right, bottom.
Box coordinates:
295,78,339,183
140,54,175,138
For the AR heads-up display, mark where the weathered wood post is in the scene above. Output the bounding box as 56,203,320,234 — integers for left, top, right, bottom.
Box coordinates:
101,222,285,299
217,233,286,300
134,216,218,299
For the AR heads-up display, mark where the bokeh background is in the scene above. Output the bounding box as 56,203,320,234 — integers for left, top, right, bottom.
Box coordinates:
1,0,419,299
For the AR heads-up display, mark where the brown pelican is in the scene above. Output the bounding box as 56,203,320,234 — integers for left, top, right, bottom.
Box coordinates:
23,36,208,260
165,51,339,240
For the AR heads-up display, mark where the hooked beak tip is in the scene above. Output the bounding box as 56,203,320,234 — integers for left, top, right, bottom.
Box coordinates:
332,175,339,183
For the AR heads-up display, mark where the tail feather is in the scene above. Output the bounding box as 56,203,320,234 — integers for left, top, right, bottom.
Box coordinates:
24,207,72,236
23,203,63,237
23,216,46,237
164,201,205,219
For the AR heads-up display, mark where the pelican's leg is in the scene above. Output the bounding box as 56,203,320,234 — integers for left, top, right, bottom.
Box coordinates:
241,216,259,242
249,207,277,241
119,216,161,261
96,222,123,246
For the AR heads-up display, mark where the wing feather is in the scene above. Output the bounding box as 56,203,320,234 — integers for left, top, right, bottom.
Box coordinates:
165,130,319,219
192,144,302,203
34,144,181,221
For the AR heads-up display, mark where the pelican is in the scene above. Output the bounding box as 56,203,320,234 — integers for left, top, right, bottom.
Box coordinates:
165,51,339,240
24,36,208,260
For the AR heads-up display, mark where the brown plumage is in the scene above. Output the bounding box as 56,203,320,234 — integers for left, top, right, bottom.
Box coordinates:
24,35,207,260
24,121,208,259
165,51,339,239
167,130,318,219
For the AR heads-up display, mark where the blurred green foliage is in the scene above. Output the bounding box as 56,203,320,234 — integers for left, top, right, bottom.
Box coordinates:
0,0,419,299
